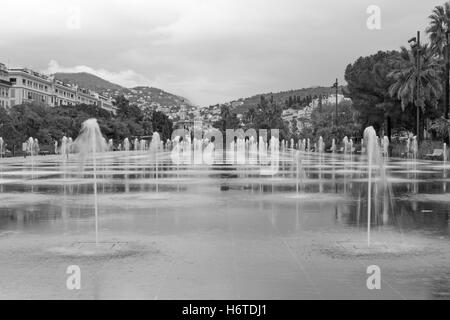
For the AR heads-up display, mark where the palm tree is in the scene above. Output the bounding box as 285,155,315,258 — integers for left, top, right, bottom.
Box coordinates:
427,2,450,118
245,107,257,125
389,46,443,109
388,45,443,138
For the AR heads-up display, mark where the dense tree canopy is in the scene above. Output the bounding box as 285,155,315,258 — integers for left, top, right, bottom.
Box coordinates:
299,101,360,147
344,50,403,137
0,95,173,153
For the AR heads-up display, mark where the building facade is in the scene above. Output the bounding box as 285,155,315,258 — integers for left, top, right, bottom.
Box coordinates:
53,80,78,106
7,68,55,107
76,87,98,106
97,93,115,113
0,63,12,108
0,62,116,114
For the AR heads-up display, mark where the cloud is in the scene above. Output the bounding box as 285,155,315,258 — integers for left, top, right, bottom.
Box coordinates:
43,60,152,88
0,0,445,106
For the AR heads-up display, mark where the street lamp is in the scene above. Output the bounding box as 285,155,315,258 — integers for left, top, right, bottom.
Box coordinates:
332,79,338,126
408,31,421,143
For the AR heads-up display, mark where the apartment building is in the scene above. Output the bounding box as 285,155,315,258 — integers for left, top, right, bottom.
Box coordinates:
7,68,54,107
77,87,98,106
0,63,11,108
53,80,79,106
0,62,116,114
97,93,115,113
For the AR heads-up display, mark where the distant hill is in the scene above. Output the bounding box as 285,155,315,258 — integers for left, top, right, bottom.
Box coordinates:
54,72,123,92
127,86,192,109
52,72,195,117
227,86,347,114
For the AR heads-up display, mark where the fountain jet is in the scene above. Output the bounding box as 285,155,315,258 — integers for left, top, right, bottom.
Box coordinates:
74,118,107,246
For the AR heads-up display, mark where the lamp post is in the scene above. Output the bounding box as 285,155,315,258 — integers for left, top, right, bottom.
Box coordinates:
332,79,338,126
408,31,421,142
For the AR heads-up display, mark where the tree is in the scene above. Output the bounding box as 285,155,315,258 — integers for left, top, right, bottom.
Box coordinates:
0,107,20,149
429,116,450,142
345,50,402,138
389,45,443,110
244,107,257,125
427,2,450,118
253,96,289,140
300,101,360,147
213,105,240,133
115,95,143,121
151,111,173,142
289,118,300,141
0,99,164,153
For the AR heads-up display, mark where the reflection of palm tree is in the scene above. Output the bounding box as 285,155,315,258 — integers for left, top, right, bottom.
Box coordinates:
388,45,443,111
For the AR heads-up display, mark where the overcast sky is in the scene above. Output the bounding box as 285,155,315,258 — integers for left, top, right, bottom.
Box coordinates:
0,0,444,106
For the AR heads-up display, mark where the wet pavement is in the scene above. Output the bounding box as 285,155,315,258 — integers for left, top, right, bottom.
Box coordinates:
0,151,449,299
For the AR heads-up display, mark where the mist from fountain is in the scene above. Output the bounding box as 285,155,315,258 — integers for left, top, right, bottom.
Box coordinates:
249,136,258,165
382,136,389,157
150,132,161,192
108,139,114,152
318,136,324,154
363,126,392,247
444,143,447,163
193,138,203,165
237,138,246,165
74,118,107,246
412,136,418,160
123,138,130,152
0,137,4,160
203,138,215,165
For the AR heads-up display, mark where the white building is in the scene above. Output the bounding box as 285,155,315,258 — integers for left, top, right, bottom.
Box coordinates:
1,62,117,114
0,63,11,108
7,68,54,107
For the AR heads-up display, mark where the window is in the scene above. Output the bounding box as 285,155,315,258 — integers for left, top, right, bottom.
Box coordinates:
23,79,26,85
10,78,16,84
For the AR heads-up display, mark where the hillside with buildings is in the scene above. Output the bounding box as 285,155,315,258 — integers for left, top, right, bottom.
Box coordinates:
214,86,347,115
53,72,196,121
199,86,350,126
